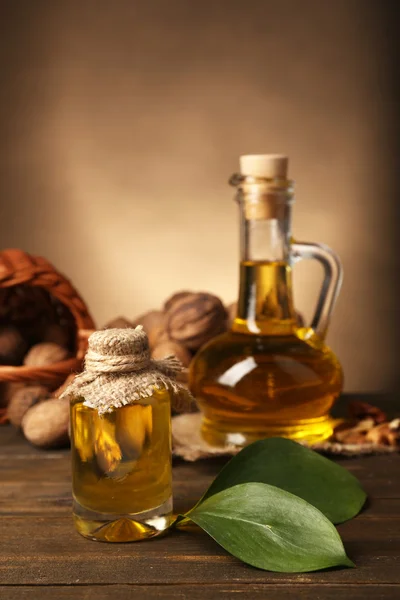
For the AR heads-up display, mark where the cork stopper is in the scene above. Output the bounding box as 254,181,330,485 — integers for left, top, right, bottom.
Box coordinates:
238,154,290,220
240,154,288,179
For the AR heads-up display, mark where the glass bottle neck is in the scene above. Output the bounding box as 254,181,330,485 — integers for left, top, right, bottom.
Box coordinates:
240,208,291,263
231,176,297,335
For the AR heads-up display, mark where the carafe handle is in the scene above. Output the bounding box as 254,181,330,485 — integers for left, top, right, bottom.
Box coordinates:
291,242,343,339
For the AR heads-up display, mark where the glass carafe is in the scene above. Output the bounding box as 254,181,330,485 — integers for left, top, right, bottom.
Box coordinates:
190,154,343,447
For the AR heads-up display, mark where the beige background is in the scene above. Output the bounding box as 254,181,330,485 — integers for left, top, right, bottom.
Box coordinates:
0,1,396,391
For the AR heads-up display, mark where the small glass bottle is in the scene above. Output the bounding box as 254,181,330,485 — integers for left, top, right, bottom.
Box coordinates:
64,327,188,542
190,154,343,447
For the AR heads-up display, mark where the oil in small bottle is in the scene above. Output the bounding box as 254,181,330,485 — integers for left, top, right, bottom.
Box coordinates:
70,387,172,542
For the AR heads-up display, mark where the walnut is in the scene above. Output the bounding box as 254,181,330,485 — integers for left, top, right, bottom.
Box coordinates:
134,310,167,348
0,326,28,365
164,291,192,312
23,342,71,367
103,316,134,329
42,323,71,348
333,418,375,444
164,292,228,351
348,400,387,425
7,385,50,427
365,420,400,447
22,397,70,448
151,340,192,368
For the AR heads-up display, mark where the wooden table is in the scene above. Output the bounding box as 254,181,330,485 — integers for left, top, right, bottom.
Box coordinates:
0,405,399,599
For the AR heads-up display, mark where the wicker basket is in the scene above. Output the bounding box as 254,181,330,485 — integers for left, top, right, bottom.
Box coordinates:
0,249,95,421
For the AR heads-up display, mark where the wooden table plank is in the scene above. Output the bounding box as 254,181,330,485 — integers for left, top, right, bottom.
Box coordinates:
0,516,399,585
1,446,400,515
0,411,399,597
0,584,399,600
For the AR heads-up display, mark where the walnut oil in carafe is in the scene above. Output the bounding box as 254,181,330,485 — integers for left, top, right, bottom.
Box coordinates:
70,387,172,542
190,154,344,448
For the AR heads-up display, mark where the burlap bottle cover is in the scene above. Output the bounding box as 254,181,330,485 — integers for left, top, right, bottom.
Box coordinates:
61,326,193,413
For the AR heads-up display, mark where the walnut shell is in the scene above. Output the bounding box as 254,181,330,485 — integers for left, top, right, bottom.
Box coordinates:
134,310,168,349
0,325,28,365
163,291,192,312
103,316,134,329
148,325,169,349
165,292,228,351
151,340,192,367
22,396,70,448
7,385,50,428
23,342,71,367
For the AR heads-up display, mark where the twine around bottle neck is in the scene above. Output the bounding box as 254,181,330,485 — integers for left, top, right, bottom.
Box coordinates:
85,348,153,374
83,348,181,377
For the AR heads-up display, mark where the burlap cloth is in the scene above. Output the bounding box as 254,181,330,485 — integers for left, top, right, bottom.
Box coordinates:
171,413,399,461
61,326,193,413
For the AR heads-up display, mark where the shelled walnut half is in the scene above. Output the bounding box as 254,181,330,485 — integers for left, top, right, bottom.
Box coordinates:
332,400,400,449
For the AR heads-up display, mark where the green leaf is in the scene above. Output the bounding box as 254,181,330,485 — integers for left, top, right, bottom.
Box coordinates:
199,437,366,524
187,482,354,573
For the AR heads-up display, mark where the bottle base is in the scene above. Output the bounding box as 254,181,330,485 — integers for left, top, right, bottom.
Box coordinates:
73,496,173,542
201,415,335,448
